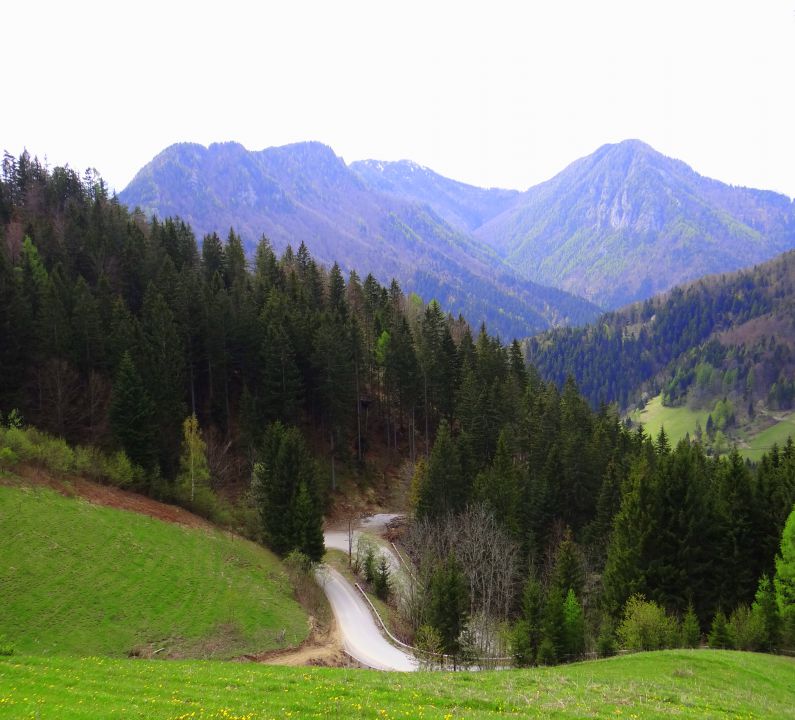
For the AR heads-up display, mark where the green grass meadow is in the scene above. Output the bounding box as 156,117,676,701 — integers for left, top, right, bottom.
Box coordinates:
631,396,794,460
1,650,794,719
630,395,711,446
744,413,795,461
0,482,308,659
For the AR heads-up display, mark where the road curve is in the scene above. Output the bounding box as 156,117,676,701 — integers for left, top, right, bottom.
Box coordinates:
317,564,418,671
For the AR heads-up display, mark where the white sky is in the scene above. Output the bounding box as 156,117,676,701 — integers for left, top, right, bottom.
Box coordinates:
5,0,795,196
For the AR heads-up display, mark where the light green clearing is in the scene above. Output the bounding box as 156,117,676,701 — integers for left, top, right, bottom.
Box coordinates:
630,395,711,446
744,413,795,461
631,395,794,460
1,650,794,719
0,482,307,659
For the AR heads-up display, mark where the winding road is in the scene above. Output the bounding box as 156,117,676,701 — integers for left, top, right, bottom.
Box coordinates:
320,516,418,672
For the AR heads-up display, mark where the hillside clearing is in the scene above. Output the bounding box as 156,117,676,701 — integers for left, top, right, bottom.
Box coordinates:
0,479,308,659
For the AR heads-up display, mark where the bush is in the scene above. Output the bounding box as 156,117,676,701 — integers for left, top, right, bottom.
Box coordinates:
728,605,763,651
512,620,535,667
0,446,18,469
536,637,557,665
596,614,617,657
415,624,443,669
0,635,13,656
617,595,679,651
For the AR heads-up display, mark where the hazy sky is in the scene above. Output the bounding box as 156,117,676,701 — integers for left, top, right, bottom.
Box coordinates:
5,1,795,196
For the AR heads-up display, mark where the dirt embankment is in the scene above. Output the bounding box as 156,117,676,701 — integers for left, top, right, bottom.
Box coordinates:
6,464,213,529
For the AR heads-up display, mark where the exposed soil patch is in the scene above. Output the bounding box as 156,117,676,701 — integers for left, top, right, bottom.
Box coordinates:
244,616,357,668
7,464,213,530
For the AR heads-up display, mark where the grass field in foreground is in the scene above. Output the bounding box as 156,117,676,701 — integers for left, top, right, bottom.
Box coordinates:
0,481,307,659
1,650,794,719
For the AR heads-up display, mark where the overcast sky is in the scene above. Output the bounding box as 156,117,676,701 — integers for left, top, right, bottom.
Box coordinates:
5,1,795,196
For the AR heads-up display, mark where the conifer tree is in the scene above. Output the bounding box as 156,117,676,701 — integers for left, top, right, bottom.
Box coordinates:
427,556,469,665
109,351,158,473
417,420,463,518
775,504,795,647
751,574,781,651
562,589,585,659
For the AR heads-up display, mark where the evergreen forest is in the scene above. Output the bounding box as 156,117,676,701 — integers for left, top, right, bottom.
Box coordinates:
1,151,794,665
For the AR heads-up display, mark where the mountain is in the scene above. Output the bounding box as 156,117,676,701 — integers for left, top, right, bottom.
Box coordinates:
119,141,600,339
120,139,795,326
475,139,795,308
349,159,520,233
526,249,795,418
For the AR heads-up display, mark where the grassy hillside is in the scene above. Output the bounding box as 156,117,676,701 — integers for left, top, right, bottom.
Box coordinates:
0,480,308,658
1,650,794,719
630,395,712,446
631,394,794,460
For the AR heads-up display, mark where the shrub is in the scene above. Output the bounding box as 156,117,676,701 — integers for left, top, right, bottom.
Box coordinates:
617,595,678,651
0,635,13,656
596,614,617,657
536,637,557,665
0,446,18,468
728,605,763,651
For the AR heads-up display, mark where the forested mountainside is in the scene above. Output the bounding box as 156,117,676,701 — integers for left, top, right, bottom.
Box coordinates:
118,141,599,340
2,150,795,663
527,249,795,413
475,139,795,308
121,140,795,323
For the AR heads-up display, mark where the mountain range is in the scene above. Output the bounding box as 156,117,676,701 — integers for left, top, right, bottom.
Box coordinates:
118,141,597,340
119,139,795,334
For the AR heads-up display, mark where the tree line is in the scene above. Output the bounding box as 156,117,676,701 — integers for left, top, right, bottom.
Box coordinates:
2,151,793,664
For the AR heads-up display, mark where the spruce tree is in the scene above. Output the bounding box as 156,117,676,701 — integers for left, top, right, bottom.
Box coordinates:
109,351,158,473
751,574,781,652
427,556,469,664
775,505,795,647
562,589,585,660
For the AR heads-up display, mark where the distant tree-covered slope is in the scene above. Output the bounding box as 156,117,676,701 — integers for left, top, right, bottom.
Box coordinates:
527,249,795,412
476,139,795,308
118,141,599,339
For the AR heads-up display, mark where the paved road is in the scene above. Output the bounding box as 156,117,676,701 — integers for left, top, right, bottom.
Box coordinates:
321,516,417,672
317,565,417,671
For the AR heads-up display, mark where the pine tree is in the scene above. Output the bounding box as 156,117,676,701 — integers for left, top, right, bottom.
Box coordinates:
707,609,732,649
682,602,701,648
539,585,566,664
252,422,325,560
417,420,463,518
513,576,543,666
562,589,585,660
473,429,518,533
751,574,781,651
109,351,158,473
775,505,795,647
427,556,469,665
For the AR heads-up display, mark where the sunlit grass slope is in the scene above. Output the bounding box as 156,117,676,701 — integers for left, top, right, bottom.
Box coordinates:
630,395,711,446
631,395,794,460
1,650,794,719
0,482,307,658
